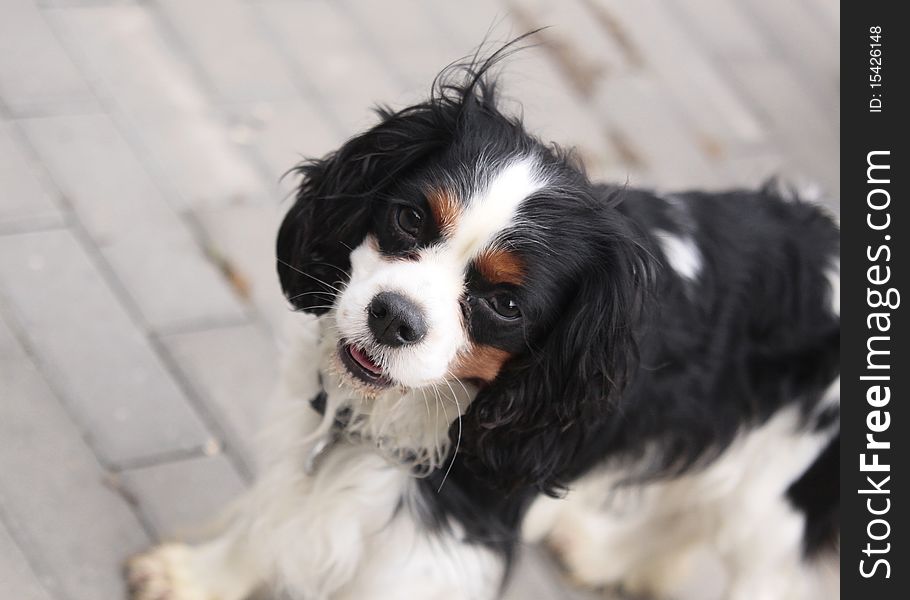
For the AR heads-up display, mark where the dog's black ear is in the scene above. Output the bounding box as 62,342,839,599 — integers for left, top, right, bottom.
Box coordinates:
277,106,452,314
462,214,653,496
277,40,529,314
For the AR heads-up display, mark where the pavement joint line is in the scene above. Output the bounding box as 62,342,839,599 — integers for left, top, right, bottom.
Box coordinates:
13,10,275,486
4,120,248,489
146,330,258,483
10,4,265,499
0,497,59,600
725,0,837,119
0,220,70,237
658,0,837,188
250,3,354,139
334,0,417,93
150,312,256,339
140,0,282,190
107,445,215,474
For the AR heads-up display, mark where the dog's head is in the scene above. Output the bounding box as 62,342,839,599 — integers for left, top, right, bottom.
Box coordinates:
277,59,652,494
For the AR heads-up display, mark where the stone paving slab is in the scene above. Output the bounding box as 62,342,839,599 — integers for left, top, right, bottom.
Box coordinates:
0,520,54,600
0,358,150,599
20,114,250,331
119,454,248,541
0,229,212,465
195,203,289,332
160,322,281,473
154,0,300,105
588,0,766,153
222,99,342,192
0,0,99,117
0,123,65,234
255,0,409,136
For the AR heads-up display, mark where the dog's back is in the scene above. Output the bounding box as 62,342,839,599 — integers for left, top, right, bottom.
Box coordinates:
523,185,840,599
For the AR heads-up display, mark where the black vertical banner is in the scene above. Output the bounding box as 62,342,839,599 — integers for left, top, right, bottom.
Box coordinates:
841,2,907,598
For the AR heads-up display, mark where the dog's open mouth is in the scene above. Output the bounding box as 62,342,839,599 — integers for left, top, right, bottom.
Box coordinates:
339,341,393,388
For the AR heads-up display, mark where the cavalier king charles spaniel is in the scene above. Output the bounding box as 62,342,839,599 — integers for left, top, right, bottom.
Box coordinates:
128,50,840,600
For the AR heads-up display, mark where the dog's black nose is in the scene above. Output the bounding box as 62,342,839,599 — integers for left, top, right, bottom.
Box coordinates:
367,292,427,347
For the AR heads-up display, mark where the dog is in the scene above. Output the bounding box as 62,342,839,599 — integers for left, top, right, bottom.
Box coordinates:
126,53,840,600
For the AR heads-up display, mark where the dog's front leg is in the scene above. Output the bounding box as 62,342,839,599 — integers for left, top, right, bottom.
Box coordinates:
126,518,263,600
125,371,329,600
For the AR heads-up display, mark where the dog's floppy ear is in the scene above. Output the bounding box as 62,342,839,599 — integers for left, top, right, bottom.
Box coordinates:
276,106,451,314
462,214,653,496
277,42,527,314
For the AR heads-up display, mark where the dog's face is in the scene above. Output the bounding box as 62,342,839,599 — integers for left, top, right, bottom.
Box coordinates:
277,72,650,492
332,155,547,392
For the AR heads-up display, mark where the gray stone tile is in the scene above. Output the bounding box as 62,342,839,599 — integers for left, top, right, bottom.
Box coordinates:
667,0,771,61
593,74,719,188
0,357,150,599
341,0,463,90
20,114,249,331
0,124,64,234
420,0,503,51
18,114,174,243
256,0,408,136
0,310,21,359
496,51,624,180
801,0,839,33
102,221,250,333
45,3,208,113
155,0,299,103
0,229,212,465
585,0,766,153
120,455,248,540
37,1,138,6
738,0,839,118
124,108,269,210
718,152,786,190
160,323,280,470
195,203,289,332
47,3,269,208
224,100,342,191
0,520,54,600
0,0,99,116
502,0,634,81
726,60,839,195
418,1,626,178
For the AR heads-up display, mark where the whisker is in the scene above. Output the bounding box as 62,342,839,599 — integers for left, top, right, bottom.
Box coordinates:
286,289,340,302
437,380,463,493
306,261,350,277
276,257,345,294
419,386,432,422
293,305,337,312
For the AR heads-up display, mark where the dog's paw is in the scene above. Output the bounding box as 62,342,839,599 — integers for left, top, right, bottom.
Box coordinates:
126,544,215,600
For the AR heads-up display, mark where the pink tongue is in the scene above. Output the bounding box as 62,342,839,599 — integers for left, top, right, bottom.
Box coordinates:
349,345,381,374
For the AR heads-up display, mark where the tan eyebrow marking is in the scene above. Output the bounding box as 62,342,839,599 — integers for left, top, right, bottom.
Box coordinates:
474,248,525,285
451,344,512,383
426,187,461,235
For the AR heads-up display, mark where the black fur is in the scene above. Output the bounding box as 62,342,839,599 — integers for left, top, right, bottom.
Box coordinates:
277,54,840,568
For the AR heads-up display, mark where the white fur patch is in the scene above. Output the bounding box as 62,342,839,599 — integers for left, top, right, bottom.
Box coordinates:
253,334,500,599
324,156,547,472
334,156,545,390
523,406,838,600
825,258,840,317
450,157,548,261
654,228,703,282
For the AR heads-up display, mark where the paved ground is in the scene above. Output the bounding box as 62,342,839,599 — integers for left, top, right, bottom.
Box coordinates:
1,1,838,598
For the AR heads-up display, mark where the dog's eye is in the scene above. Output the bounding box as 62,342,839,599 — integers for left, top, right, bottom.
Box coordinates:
487,293,521,320
394,206,424,238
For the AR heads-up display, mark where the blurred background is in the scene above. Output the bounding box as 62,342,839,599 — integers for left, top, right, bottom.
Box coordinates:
1,1,838,598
